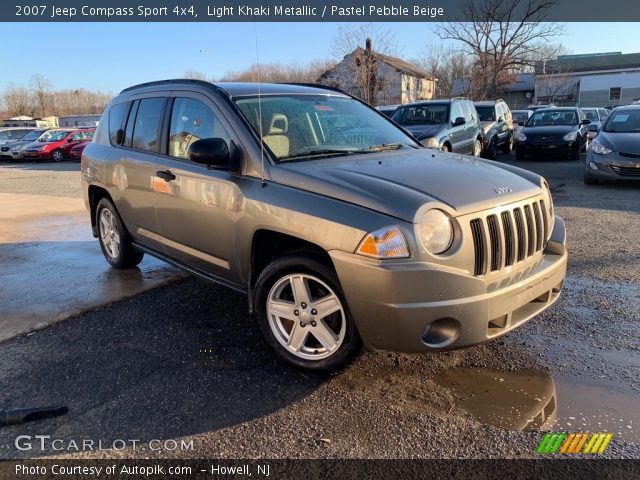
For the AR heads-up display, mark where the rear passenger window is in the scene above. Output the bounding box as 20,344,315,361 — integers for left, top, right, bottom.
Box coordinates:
168,97,230,159
124,100,139,148
450,103,463,122
109,102,130,145
131,98,166,153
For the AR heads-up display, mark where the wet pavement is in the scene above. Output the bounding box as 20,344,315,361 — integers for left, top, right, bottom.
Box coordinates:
0,191,185,343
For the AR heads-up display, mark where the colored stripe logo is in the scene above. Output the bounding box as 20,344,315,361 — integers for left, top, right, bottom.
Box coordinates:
537,432,613,455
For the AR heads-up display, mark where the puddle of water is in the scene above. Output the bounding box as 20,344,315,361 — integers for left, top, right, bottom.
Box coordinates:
435,368,557,431
435,368,639,443
553,376,639,443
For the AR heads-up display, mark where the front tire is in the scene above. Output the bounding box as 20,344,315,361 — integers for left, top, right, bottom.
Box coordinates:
502,134,513,154
254,254,361,372
51,149,64,162
483,137,498,160
473,138,482,157
569,141,581,160
96,198,144,269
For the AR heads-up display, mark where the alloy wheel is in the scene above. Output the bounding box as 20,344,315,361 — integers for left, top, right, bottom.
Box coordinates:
267,273,346,361
99,208,121,260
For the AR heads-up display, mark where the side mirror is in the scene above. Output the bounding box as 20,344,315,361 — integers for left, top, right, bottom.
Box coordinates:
587,124,598,132
188,138,235,170
581,119,591,125
453,116,466,127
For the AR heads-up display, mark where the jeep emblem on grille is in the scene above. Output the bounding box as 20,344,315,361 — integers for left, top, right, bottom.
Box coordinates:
493,186,512,194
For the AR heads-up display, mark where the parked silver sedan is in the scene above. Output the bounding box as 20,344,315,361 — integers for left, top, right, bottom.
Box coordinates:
0,129,50,161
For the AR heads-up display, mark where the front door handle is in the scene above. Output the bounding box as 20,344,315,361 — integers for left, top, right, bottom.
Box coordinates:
156,170,176,182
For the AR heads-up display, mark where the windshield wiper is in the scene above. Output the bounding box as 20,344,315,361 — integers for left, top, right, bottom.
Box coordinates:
359,143,410,153
278,149,357,161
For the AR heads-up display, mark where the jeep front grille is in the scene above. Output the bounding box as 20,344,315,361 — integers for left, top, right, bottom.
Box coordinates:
470,199,548,276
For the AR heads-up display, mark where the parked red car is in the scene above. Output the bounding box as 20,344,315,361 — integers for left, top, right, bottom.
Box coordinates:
69,137,93,160
22,129,94,162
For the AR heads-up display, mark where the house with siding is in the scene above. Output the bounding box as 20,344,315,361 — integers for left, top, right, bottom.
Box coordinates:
318,39,435,106
534,52,640,107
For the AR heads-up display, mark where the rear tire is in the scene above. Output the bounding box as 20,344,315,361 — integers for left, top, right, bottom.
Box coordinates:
440,144,451,153
95,198,144,269
569,142,581,160
254,253,361,372
473,138,482,157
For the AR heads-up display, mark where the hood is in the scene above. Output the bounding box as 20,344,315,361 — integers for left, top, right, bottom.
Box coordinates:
402,124,447,140
522,125,576,137
270,149,541,222
597,132,640,154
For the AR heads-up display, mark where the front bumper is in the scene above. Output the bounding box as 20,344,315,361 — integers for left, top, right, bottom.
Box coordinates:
517,140,576,155
22,151,49,160
330,216,567,352
585,149,640,181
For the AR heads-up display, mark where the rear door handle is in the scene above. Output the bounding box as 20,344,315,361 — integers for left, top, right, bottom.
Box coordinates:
156,170,176,182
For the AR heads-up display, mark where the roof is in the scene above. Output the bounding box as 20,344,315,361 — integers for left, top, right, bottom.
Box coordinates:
319,48,433,81
119,79,349,98
538,52,640,74
452,73,535,96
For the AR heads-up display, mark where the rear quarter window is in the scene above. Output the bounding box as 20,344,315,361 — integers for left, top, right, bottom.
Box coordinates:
108,102,130,145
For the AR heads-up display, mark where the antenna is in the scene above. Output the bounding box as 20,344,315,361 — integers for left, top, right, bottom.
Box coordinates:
254,23,265,187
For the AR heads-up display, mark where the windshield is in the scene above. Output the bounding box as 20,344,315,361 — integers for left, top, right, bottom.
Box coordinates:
392,104,449,126
475,106,496,122
22,130,45,141
526,110,578,126
603,110,640,133
583,109,599,121
43,131,70,142
234,94,418,162
512,111,530,124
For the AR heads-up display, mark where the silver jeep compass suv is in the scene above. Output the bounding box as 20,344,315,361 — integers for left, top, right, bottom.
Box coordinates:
82,80,567,371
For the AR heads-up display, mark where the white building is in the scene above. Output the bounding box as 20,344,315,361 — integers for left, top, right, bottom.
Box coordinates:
534,52,640,107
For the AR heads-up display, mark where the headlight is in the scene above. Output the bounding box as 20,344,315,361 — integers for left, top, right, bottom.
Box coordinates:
563,131,577,141
517,132,527,142
591,142,612,155
541,180,555,242
421,137,438,148
418,209,454,255
356,226,410,259
11,144,22,151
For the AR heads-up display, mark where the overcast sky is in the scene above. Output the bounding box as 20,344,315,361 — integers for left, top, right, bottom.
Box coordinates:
2,22,638,93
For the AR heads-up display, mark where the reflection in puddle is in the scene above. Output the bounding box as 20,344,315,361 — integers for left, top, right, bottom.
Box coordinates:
435,368,557,431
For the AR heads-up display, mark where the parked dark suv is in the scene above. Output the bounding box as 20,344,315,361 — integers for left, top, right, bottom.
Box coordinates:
474,99,515,159
391,98,483,156
82,80,566,371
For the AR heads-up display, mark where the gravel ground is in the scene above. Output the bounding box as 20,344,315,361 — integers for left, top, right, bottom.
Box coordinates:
0,155,639,460
0,161,81,198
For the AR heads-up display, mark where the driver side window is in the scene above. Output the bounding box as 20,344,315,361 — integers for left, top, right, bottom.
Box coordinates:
450,103,463,123
168,97,230,160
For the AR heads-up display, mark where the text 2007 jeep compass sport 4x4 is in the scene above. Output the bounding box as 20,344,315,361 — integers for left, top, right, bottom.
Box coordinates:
82,80,567,371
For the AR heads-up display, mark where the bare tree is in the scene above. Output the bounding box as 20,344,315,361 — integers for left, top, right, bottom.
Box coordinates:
184,69,207,80
331,23,401,59
220,59,335,84
414,45,473,98
2,83,34,117
30,74,53,117
434,0,564,99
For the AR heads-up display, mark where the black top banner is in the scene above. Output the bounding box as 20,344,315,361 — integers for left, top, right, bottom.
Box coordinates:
2,0,639,22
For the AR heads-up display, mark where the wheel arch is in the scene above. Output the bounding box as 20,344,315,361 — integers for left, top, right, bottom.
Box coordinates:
88,185,114,237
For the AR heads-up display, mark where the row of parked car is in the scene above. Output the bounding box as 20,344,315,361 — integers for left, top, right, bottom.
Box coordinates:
0,126,95,162
378,99,640,184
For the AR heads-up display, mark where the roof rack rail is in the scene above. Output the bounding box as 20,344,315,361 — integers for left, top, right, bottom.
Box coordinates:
451,96,469,100
285,82,350,95
119,78,213,94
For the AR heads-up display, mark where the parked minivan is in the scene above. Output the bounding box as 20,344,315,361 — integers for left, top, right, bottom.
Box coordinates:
82,80,566,371
391,98,483,156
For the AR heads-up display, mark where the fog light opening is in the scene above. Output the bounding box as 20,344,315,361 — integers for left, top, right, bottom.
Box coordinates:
421,318,460,348
589,161,598,171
